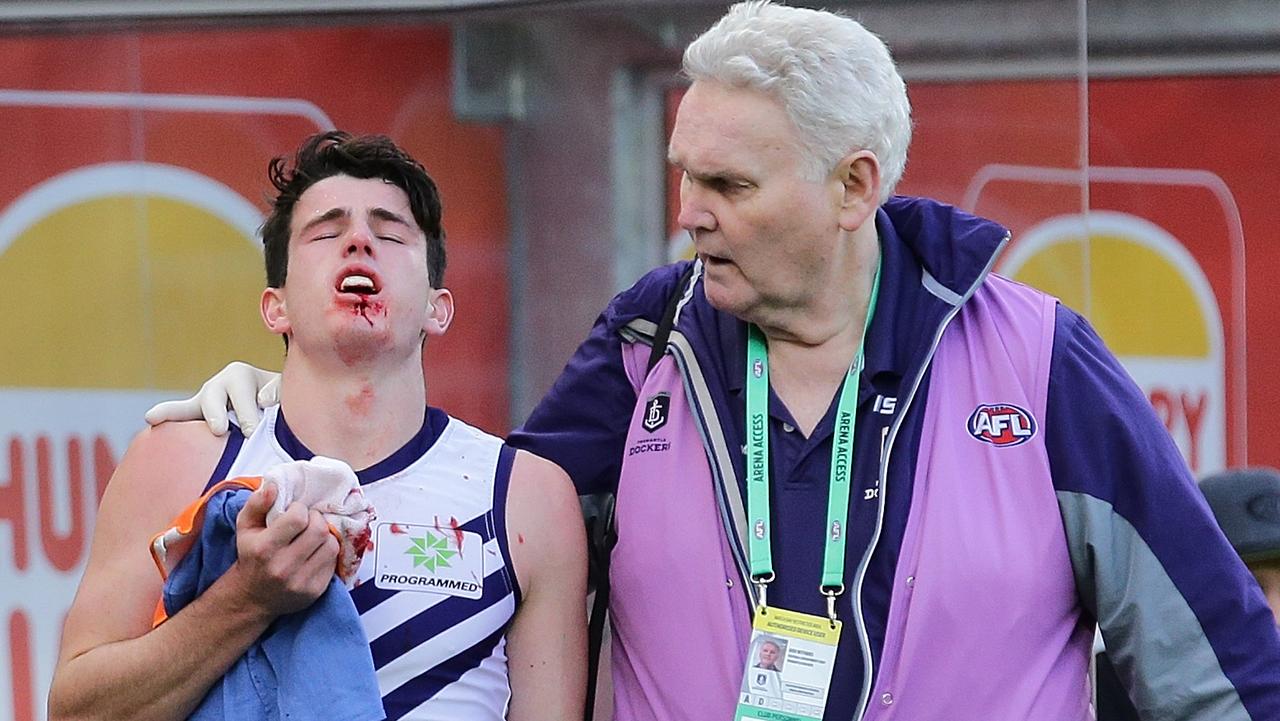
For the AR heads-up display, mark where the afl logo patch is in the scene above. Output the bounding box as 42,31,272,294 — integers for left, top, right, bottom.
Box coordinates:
642,392,671,433
968,403,1037,447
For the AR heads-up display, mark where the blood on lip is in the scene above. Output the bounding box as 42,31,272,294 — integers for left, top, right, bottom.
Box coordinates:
332,270,386,325
351,299,385,324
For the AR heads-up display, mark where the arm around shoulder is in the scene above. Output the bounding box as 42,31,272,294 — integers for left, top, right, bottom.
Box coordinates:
508,260,695,496
504,450,588,721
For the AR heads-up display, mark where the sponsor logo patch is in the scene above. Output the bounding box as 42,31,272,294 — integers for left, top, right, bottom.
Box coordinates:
967,403,1037,447
374,522,484,598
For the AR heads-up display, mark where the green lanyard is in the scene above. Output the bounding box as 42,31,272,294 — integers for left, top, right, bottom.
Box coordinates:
745,261,880,622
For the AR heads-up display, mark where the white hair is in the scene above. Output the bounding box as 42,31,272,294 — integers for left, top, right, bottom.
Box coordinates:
683,1,912,200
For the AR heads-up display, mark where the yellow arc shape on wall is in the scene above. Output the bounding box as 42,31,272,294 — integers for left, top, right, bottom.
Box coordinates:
999,210,1225,475
1004,228,1209,358
0,162,282,390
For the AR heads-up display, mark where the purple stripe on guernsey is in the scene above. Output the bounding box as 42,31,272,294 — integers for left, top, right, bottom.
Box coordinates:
273,405,451,484
380,626,509,721
365,564,512,671
204,423,246,492
489,444,521,605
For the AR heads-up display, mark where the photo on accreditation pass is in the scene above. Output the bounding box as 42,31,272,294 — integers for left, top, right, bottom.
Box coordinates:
737,623,837,721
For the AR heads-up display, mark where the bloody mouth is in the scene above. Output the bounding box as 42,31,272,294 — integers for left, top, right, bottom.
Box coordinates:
335,293,386,325
352,298,385,325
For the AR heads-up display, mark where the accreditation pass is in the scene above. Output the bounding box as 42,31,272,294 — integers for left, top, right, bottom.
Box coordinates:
735,607,841,721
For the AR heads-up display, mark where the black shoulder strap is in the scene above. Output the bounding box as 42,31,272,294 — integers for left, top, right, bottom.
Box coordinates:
583,261,697,720
582,492,615,721
645,262,697,373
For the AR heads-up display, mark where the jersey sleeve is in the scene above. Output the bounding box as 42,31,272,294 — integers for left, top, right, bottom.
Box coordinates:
508,261,694,496
1046,305,1280,720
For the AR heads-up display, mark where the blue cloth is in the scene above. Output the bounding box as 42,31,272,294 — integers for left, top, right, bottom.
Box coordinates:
163,488,384,721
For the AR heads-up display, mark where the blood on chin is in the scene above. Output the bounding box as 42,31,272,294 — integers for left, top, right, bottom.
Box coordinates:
334,295,387,326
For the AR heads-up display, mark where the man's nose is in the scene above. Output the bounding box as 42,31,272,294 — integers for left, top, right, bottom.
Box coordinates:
345,225,375,257
677,182,716,233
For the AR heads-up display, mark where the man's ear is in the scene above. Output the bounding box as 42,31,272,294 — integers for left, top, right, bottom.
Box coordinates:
835,149,882,232
261,287,291,336
424,288,454,337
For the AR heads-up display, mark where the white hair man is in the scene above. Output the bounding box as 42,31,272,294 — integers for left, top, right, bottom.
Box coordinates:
151,3,1280,720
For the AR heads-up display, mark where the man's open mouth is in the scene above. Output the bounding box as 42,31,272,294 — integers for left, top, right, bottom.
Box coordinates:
337,273,380,295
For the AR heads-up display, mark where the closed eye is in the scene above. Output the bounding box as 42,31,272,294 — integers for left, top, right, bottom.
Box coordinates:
705,176,752,195
685,169,752,195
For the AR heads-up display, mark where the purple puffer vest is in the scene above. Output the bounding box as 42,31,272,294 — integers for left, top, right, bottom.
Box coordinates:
607,274,1093,721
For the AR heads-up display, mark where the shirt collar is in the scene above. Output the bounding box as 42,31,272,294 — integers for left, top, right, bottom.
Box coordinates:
724,214,921,396
274,405,448,484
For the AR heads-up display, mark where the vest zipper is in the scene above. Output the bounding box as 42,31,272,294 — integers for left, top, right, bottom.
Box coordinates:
852,233,1009,720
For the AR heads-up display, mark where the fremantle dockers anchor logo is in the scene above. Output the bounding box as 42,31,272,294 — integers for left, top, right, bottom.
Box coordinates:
642,392,671,433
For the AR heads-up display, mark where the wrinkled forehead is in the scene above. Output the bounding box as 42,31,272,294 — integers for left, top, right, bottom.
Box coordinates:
667,81,804,171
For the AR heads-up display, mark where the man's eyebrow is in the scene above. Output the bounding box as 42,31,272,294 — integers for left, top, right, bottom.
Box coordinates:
369,207,413,228
667,152,744,181
686,167,745,182
300,207,347,234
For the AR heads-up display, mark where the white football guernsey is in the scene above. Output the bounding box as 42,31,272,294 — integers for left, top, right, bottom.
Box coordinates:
213,404,519,721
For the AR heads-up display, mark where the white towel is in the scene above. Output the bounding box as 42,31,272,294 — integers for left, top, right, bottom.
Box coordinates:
263,456,375,587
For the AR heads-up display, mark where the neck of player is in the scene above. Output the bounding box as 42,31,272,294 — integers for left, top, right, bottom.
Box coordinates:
753,231,880,437
277,351,428,471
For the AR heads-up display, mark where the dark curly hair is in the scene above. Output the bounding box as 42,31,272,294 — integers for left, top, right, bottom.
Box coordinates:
260,131,445,289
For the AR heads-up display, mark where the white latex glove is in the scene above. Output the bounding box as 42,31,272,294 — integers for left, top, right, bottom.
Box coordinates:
144,361,281,437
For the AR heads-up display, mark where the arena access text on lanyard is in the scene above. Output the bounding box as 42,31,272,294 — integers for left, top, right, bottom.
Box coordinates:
744,260,880,626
